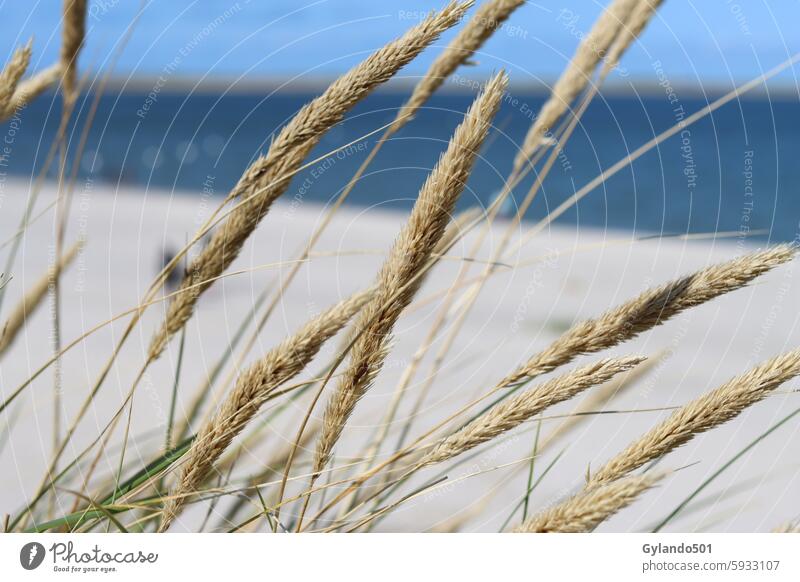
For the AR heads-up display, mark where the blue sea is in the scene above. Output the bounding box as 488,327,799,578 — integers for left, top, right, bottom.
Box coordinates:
4,88,800,242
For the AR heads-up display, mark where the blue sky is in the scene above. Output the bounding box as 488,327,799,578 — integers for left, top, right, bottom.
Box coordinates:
2,1,799,88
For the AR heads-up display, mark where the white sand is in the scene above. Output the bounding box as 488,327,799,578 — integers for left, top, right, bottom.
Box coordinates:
1,178,798,532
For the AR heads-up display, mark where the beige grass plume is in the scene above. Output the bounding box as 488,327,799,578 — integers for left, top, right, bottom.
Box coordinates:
331,207,481,390
515,472,663,532
0,40,62,121
420,357,644,466
392,0,524,135
313,72,508,476
158,289,372,531
512,0,640,174
590,348,800,485
0,241,81,356
539,352,663,452
8,65,62,114
500,245,795,387
61,0,86,103
0,41,33,119
148,1,471,361
604,0,664,72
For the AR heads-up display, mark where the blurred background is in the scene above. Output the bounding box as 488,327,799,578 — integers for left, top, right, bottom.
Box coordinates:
2,0,799,240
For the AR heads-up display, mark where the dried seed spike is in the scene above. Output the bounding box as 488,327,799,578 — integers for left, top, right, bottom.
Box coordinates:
313,71,508,476
501,245,795,387
591,348,800,485
159,289,373,531
538,351,664,452
515,472,664,533
512,0,640,173
393,0,525,133
604,0,664,71
0,40,33,118
420,356,644,466
148,1,473,361
61,0,87,103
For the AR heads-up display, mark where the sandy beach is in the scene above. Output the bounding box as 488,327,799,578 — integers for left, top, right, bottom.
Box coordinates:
1,177,798,532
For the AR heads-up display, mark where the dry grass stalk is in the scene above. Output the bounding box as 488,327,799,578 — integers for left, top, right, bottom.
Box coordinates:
393,0,524,134
420,357,644,466
538,352,663,452
0,41,33,119
233,0,520,397
313,72,508,476
512,0,640,174
61,0,87,103
242,1,523,377
590,348,800,485
7,64,63,115
354,207,485,462
0,241,81,355
604,0,664,70
159,289,372,531
218,423,321,527
515,472,663,532
500,245,795,387
400,0,666,444
147,1,471,361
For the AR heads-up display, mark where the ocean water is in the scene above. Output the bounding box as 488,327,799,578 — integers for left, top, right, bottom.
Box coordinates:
4,88,800,242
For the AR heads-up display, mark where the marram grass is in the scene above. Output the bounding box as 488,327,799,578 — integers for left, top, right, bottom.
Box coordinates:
2,0,798,535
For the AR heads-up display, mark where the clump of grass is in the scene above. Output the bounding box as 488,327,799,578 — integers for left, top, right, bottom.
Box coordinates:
158,290,372,531
313,71,508,477
148,1,472,361
239,0,526,375
6,0,800,536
